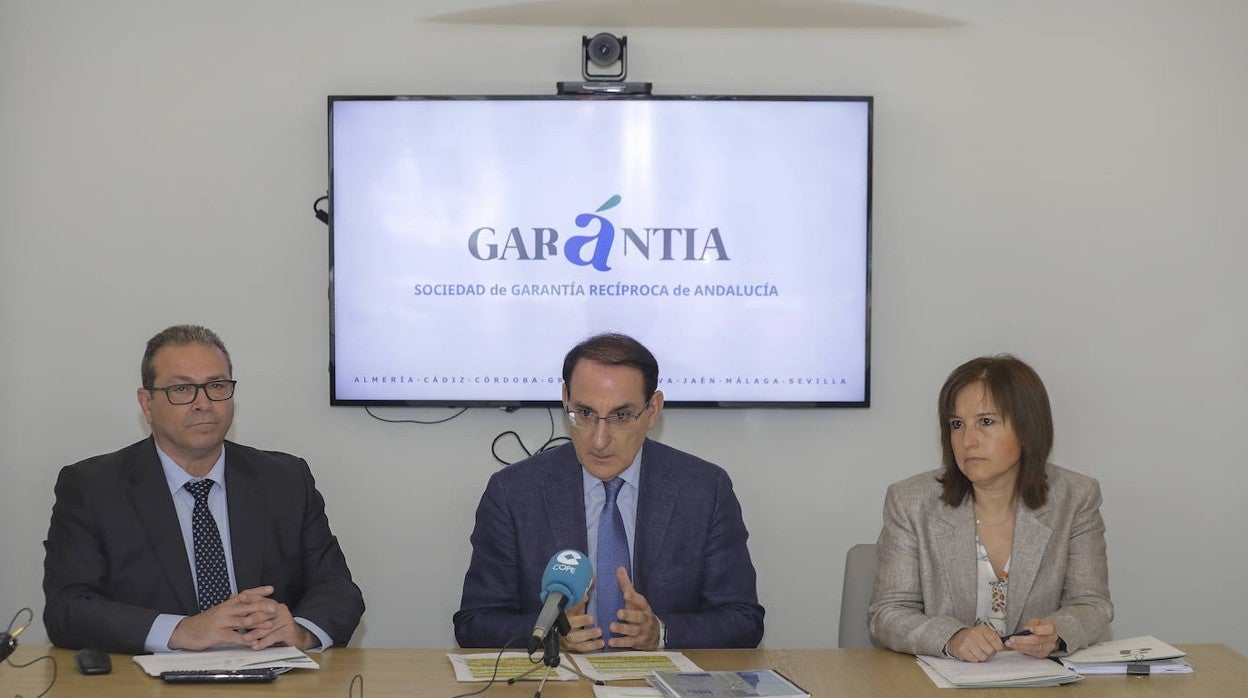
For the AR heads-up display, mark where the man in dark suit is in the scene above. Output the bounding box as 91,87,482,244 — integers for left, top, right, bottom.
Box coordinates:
453,333,763,651
43,324,364,654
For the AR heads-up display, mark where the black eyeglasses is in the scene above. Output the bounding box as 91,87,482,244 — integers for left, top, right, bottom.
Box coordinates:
565,401,652,431
147,380,237,405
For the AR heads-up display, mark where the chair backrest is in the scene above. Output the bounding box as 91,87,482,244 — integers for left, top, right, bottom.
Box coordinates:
838,543,878,648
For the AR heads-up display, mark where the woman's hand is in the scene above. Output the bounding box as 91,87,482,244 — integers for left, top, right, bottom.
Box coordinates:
947,625,1005,662
1005,618,1062,658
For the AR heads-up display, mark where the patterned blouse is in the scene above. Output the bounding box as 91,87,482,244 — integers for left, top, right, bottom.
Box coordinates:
974,532,1010,634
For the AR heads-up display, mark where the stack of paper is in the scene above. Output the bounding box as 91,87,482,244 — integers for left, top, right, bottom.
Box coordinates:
132,646,317,677
1060,635,1193,675
650,669,810,698
446,652,578,682
916,651,1082,688
572,650,703,682
596,689,668,698
593,687,664,698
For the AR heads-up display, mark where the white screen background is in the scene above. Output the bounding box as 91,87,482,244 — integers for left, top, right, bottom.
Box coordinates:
331,97,870,404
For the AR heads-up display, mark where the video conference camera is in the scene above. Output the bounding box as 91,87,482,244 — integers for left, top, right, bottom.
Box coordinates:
584,32,626,81
557,33,652,96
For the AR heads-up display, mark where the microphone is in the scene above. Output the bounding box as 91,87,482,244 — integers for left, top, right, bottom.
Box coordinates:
528,549,594,653
0,622,26,663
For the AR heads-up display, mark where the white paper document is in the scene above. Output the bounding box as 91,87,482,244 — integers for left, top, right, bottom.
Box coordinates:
649,669,812,698
132,646,318,677
916,651,1081,688
571,650,703,682
1061,635,1186,663
447,652,578,682
593,686,664,698
1060,635,1191,675
1062,656,1193,675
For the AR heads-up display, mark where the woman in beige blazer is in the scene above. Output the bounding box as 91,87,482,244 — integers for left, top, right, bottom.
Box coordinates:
868,355,1112,662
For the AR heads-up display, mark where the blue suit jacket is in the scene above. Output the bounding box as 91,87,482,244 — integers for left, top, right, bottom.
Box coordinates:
42,438,365,653
453,440,764,649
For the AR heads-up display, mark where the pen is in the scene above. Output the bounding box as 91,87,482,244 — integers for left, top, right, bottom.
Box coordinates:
1000,629,1033,642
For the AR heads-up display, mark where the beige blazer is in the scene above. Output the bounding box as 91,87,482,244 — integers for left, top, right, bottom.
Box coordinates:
867,463,1113,657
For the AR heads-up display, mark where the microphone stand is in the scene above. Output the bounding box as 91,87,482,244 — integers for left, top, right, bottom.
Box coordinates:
509,611,601,697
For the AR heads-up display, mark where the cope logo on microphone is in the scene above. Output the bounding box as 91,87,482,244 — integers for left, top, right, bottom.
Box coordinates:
552,550,584,572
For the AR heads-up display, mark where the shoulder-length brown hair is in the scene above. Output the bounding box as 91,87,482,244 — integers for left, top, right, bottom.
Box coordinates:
937,355,1053,509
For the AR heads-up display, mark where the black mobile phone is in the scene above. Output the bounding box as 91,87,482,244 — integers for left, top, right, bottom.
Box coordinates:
74,648,112,675
160,668,279,683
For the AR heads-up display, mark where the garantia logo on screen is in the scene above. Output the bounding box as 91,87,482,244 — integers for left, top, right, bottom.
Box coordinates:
467,195,729,271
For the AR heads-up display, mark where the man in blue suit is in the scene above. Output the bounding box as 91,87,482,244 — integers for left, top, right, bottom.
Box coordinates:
453,333,764,651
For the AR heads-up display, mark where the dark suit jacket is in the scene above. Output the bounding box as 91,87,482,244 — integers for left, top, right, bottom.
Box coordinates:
867,463,1113,656
453,440,764,649
42,438,365,653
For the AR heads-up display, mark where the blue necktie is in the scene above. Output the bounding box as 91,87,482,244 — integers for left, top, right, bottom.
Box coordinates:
596,477,631,645
185,479,231,612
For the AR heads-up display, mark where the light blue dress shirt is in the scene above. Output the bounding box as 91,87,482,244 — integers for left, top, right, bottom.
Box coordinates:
142,444,331,653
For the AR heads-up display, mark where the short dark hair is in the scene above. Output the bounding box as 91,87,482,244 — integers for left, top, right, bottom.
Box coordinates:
141,324,233,388
937,354,1054,510
562,333,659,400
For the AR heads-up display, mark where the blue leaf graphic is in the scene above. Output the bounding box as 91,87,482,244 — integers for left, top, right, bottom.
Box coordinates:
595,195,621,213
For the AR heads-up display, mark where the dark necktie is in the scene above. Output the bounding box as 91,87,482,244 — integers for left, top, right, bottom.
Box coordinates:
184,479,231,612
596,477,631,645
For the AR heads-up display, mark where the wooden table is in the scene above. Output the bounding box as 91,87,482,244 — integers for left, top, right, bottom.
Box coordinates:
3,644,1245,696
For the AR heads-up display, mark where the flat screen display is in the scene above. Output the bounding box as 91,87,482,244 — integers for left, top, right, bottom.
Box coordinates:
329,95,872,407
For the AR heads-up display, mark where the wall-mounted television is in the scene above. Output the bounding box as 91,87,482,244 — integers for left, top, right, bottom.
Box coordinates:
329,94,872,407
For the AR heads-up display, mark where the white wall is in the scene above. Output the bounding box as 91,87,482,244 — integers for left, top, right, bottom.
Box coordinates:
2,0,1245,655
